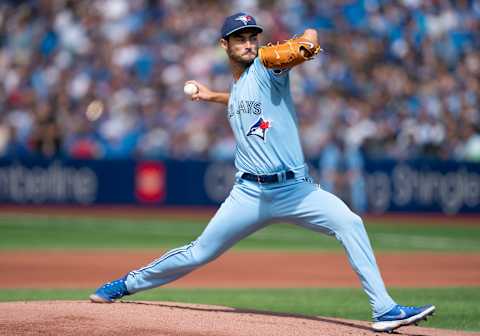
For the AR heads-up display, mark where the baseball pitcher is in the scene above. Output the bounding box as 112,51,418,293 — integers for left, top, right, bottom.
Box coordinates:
90,12,435,333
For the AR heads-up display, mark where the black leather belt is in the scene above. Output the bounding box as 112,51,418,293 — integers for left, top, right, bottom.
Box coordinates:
241,171,295,184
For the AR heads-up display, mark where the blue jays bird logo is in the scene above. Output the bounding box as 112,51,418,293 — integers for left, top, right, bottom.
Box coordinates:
247,117,271,141
235,14,253,25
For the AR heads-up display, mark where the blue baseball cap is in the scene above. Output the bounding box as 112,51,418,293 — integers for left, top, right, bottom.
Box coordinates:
221,12,263,39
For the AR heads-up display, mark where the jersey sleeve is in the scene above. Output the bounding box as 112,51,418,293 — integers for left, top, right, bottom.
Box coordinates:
252,57,290,86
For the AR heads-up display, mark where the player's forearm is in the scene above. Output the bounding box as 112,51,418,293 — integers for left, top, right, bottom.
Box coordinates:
206,91,230,105
301,29,319,47
186,80,229,105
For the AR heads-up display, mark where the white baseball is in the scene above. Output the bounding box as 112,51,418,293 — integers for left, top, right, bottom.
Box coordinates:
183,83,198,96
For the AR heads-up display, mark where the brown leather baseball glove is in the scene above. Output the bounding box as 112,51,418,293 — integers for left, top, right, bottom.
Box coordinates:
258,36,321,69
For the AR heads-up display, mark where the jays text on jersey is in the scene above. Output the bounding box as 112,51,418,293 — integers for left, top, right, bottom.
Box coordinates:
227,58,306,176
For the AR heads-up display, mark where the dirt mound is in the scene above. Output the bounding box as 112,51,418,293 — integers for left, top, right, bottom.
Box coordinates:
0,301,477,336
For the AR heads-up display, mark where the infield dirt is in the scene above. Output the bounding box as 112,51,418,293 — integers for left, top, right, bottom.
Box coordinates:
1,300,479,336
1,250,479,288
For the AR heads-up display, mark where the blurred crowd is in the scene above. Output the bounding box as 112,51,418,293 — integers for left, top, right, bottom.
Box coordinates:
0,0,479,163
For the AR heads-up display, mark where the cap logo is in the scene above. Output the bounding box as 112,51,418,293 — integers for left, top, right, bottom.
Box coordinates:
235,15,253,25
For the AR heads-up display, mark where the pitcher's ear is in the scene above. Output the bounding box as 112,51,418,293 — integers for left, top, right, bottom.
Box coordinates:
220,38,229,50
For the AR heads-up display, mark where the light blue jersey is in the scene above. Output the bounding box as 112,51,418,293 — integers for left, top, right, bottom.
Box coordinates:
227,58,305,175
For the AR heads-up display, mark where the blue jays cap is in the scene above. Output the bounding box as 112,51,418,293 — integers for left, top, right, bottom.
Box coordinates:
221,12,263,39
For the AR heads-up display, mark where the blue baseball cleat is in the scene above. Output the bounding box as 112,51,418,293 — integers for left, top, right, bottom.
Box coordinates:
89,277,129,303
372,304,435,332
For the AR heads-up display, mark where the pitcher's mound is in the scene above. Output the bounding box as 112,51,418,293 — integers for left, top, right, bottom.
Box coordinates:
0,301,474,336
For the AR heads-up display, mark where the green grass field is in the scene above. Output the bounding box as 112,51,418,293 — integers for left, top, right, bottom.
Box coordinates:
1,212,479,332
1,213,480,252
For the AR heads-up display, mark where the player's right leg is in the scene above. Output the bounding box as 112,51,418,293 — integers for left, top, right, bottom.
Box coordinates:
90,179,268,303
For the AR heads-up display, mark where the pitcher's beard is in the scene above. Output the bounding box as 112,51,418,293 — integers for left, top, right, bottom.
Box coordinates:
229,51,256,67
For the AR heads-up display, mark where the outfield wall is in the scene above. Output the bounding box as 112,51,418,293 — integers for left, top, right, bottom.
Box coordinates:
0,158,479,214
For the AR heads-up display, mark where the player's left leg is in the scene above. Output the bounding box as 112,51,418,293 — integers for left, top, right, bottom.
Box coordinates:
270,179,434,331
